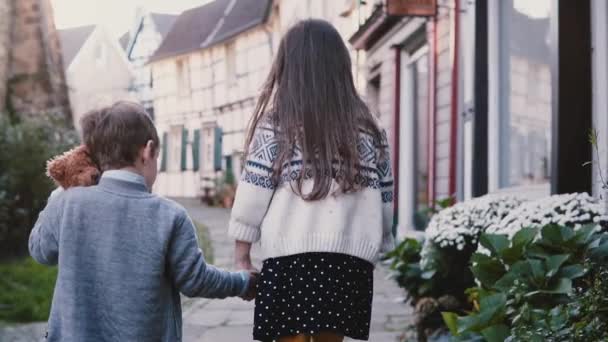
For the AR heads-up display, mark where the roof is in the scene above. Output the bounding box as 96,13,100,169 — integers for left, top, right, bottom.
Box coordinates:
150,13,178,38
510,10,550,62
349,4,402,51
58,25,96,66
149,0,272,63
119,32,130,50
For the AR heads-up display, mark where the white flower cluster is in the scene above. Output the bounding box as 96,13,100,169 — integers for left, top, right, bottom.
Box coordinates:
486,192,608,238
424,194,524,251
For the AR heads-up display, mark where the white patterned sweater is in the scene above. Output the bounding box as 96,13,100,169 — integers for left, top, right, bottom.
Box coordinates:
228,121,395,263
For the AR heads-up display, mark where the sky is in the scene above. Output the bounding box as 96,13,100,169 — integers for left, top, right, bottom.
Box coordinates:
51,0,212,37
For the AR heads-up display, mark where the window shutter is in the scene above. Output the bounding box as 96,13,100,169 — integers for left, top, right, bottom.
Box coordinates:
160,132,168,172
181,128,188,171
192,129,201,171
213,127,223,171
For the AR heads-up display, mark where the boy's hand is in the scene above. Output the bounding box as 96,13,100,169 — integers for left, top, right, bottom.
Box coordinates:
240,270,259,301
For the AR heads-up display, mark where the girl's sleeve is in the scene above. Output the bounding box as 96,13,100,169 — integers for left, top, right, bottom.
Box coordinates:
378,130,396,254
228,124,278,243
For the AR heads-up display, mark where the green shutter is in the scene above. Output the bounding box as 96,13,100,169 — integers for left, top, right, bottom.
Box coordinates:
181,128,188,171
213,127,223,171
160,132,168,172
192,129,201,171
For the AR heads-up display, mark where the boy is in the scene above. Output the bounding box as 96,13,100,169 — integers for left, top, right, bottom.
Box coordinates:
29,101,256,341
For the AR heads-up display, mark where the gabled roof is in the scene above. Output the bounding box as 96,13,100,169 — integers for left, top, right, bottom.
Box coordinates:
149,0,272,63
150,13,178,38
119,31,130,50
58,25,96,66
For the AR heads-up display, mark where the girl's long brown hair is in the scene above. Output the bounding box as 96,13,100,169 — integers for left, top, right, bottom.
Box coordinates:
245,19,383,201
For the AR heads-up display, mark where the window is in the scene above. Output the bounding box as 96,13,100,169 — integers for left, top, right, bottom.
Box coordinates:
496,0,553,188
398,42,430,234
168,125,183,172
176,59,191,96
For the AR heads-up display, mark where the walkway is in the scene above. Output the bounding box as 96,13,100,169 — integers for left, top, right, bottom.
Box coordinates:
177,198,413,342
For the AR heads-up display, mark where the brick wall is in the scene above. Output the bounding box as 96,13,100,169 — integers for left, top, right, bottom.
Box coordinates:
5,0,71,123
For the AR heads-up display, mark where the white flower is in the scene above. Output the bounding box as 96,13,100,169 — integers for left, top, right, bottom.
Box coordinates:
486,193,608,239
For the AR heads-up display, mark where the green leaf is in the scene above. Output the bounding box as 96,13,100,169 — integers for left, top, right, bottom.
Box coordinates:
480,234,510,255
547,277,573,294
545,254,570,278
557,264,586,279
528,259,546,282
541,225,575,245
589,240,608,259
512,227,538,249
570,224,597,245
457,293,507,333
442,312,460,336
471,257,506,288
481,324,510,342
527,277,573,296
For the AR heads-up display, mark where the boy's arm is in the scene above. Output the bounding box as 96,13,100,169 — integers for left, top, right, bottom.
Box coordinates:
228,124,277,244
168,213,250,299
378,131,396,254
29,193,63,265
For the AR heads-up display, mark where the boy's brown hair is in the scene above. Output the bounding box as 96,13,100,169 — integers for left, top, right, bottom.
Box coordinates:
80,101,159,171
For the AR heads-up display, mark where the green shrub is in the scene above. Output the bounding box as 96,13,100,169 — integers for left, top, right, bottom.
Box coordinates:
443,224,608,341
0,257,58,322
0,116,77,258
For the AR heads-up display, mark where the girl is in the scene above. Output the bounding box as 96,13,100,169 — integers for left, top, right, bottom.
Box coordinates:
228,19,395,342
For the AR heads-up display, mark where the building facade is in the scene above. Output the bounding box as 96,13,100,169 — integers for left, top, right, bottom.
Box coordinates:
150,0,374,198
149,0,276,197
59,25,133,130
120,10,177,119
351,0,608,238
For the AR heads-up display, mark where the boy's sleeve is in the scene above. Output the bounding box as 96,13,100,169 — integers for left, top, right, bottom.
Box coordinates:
228,124,278,243
167,213,249,298
378,130,396,254
29,193,63,265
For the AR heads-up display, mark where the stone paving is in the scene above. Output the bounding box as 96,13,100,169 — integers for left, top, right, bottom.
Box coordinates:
177,198,413,342
0,199,413,342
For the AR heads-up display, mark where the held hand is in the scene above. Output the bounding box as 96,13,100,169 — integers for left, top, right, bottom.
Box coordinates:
240,270,259,301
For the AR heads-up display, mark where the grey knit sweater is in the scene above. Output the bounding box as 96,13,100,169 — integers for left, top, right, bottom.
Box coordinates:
29,175,248,341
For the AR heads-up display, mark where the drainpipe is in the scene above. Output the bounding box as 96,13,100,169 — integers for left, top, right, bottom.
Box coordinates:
448,0,461,202
392,46,401,227
428,14,439,208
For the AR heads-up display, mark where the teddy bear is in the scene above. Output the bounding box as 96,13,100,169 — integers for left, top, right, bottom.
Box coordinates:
46,145,100,191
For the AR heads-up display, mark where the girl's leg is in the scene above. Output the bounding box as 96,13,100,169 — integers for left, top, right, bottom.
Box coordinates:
277,334,312,342
313,332,345,342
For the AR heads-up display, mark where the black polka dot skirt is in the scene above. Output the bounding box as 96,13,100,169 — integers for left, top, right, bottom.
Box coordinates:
253,252,374,341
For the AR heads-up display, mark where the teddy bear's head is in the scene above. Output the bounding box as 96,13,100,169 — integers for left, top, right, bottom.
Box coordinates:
46,145,100,189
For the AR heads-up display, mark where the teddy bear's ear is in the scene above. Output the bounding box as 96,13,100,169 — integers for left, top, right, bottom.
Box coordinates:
46,155,67,186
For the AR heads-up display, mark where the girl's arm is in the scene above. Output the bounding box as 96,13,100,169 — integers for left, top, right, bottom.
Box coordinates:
378,131,396,254
228,124,277,265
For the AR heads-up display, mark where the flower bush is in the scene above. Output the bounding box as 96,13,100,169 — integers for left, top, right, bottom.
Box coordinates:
424,194,523,251
486,193,608,238
421,194,523,274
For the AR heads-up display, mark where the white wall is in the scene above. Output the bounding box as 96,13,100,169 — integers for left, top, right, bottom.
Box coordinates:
67,27,133,130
